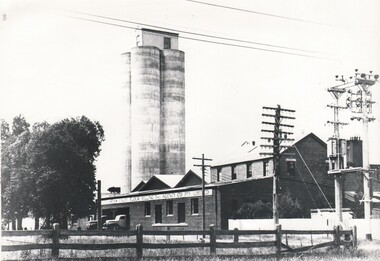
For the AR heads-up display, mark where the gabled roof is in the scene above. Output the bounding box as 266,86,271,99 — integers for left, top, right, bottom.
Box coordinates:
175,170,203,188
295,132,326,148
134,170,204,192
138,175,183,191
131,181,146,192
211,132,326,167
212,143,270,167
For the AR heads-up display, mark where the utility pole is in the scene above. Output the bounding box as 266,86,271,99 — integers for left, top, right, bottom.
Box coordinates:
348,70,379,241
327,78,349,225
193,154,212,237
260,105,295,226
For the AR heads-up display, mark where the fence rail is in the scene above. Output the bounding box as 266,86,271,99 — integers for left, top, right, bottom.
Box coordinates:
1,224,356,260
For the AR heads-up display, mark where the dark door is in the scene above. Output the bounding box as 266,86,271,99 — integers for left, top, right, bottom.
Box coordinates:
178,203,186,223
155,204,162,224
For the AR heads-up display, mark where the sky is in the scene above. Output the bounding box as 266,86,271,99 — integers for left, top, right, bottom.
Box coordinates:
1,0,379,192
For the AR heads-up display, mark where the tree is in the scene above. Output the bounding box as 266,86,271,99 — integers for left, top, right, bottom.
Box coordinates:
1,116,32,230
278,190,304,218
234,200,272,219
28,116,104,228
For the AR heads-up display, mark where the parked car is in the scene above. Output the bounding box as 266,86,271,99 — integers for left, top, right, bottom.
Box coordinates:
85,220,98,230
103,215,127,230
86,215,108,230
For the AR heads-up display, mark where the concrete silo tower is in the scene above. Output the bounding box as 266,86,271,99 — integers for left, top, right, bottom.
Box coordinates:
123,29,185,192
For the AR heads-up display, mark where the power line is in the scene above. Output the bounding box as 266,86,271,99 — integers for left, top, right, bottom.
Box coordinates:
185,0,328,25
295,165,318,209
70,16,334,60
73,11,329,55
294,144,333,209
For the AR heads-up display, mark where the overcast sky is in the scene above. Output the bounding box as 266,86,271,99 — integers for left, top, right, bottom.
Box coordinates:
1,0,379,191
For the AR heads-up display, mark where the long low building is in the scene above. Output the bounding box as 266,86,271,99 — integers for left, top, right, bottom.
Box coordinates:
101,133,335,230
102,171,273,230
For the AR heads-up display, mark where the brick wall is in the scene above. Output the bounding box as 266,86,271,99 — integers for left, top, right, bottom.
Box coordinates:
210,159,274,183
103,189,220,230
219,178,273,229
211,134,330,186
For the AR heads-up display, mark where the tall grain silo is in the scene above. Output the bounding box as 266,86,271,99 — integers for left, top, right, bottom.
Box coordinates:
123,28,186,192
130,46,162,188
161,49,186,174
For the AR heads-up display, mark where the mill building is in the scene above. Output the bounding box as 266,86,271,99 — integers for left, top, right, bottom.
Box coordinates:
102,133,335,230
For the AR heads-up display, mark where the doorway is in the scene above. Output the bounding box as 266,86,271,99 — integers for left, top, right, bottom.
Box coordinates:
178,203,186,223
155,204,162,224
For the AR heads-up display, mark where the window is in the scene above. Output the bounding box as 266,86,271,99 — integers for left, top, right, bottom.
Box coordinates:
286,160,296,176
191,198,199,215
144,202,151,216
246,163,252,178
217,168,221,182
231,165,237,180
164,37,171,49
263,161,269,177
166,200,173,216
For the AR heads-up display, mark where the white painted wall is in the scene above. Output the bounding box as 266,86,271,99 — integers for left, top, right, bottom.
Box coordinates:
229,218,380,240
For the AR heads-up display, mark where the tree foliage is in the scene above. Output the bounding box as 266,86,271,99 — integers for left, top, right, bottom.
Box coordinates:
1,116,32,230
234,200,272,219
233,191,304,219
1,116,105,229
278,190,304,218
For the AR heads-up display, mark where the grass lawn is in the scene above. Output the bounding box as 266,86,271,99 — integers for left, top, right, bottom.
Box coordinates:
1,235,379,261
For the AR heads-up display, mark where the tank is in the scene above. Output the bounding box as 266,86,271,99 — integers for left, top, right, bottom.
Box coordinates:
130,46,161,188
160,49,186,175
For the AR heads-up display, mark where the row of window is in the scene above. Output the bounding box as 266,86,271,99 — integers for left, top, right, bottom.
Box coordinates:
144,198,199,217
216,160,296,181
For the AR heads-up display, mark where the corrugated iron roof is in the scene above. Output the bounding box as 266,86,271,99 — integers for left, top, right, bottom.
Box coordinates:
152,174,184,188
211,132,324,167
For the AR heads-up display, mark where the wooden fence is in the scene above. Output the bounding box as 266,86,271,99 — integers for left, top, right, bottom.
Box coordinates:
1,224,357,260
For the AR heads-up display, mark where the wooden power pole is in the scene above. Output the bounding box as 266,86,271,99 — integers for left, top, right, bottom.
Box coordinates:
260,105,295,226
193,154,212,237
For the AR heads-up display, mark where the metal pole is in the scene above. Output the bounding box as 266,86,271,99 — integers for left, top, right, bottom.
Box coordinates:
333,97,343,224
361,86,372,241
202,154,206,238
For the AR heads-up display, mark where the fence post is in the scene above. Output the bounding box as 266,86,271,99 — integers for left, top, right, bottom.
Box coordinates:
209,224,216,255
52,223,60,257
233,228,239,243
333,226,341,248
275,224,282,261
136,224,143,259
166,226,170,243
352,226,357,249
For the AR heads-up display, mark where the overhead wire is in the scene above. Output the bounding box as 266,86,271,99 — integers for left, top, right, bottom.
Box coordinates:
70,16,335,60
295,165,318,209
72,11,329,55
293,144,333,209
185,0,328,25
